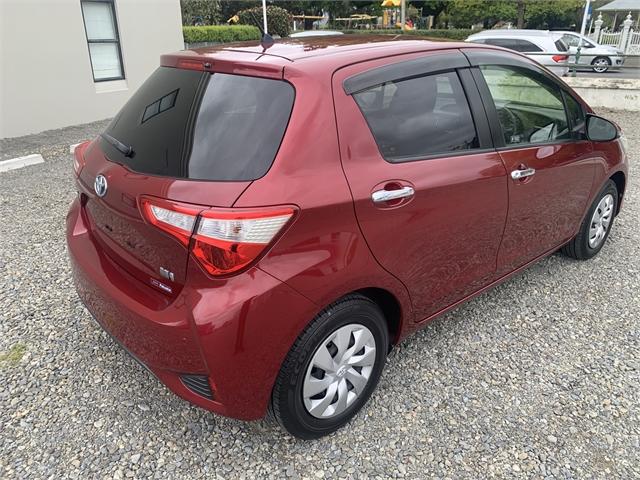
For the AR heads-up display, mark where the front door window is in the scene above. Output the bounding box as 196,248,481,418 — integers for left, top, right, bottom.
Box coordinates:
479,65,570,146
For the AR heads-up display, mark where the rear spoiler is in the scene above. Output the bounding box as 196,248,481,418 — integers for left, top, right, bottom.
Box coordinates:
161,52,284,79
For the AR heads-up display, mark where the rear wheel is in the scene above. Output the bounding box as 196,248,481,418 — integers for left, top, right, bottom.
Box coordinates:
591,57,612,73
562,180,617,260
270,295,389,439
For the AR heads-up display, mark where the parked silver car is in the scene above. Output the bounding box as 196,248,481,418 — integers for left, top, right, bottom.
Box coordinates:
466,30,569,76
551,31,625,73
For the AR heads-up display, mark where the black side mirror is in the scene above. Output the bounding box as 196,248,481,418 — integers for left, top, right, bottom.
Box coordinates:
585,114,618,142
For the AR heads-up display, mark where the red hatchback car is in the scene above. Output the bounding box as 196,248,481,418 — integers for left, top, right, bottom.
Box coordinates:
67,36,628,439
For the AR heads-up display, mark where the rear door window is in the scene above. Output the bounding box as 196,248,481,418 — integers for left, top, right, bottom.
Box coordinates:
555,39,569,52
561,34,580,47
515,40,543,52
352,71,479,162
483,38,520,51
102,67,294,181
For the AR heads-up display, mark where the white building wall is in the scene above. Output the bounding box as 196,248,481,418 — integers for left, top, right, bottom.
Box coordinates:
0,0,184,138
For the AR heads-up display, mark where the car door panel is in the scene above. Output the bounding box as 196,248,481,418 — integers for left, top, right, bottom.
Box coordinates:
465,54,598,273
332,54,509,321
497,143,595,273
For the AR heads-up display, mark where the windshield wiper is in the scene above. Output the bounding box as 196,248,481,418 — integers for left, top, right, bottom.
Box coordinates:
101,133,135,158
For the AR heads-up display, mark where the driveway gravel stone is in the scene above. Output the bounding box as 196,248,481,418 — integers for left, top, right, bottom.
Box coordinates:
0,110,638,479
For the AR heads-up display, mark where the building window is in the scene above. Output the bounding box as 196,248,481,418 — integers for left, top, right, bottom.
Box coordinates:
81,0,124,82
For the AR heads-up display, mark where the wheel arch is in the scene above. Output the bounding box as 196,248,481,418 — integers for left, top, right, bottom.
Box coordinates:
355,287,404,346
609,170,626,215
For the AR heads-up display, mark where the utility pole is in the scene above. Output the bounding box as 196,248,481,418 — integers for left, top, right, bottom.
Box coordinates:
262,0,268,35
579,0,590,36
401,0,406,30
573,0,591,76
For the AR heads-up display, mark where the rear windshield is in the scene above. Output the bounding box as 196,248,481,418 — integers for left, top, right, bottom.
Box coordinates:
554,39,569,52
101,67,295,181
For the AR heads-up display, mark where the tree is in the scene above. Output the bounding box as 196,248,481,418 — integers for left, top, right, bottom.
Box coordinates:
236,5,293,37
446,0,584,30
517,0,525,28
446,0,517,29
181,0,221,26
524,0,583,29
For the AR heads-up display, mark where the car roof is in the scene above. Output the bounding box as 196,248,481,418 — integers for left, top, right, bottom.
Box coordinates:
165,35,470,69
161,35,532,80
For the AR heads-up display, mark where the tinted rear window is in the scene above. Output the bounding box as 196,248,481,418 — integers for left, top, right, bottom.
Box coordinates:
352,71,478,162
555,39,569,52
101,67,294,181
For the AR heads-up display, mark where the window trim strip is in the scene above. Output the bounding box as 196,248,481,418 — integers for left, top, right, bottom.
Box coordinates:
343,50,470,95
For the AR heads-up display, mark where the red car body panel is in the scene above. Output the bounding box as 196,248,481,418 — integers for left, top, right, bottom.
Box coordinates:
66,37,628,421
496,142,596,274
332,55,509,320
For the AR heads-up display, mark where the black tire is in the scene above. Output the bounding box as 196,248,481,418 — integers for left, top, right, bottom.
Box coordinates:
270,294,389,439
591,56,612,73
562,180,618,260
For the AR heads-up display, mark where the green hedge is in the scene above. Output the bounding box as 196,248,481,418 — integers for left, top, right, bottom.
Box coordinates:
237,6,292,38
338,29,477,41
183,25,261,44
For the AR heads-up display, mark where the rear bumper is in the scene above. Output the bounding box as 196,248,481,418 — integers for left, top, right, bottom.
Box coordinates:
66,197,318,420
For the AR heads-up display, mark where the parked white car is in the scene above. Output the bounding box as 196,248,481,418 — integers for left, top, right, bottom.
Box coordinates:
466,30,569,76
550,31,625,73
290,30,344,38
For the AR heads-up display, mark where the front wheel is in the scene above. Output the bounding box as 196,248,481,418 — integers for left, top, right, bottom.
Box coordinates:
591,57,612,73
270,295,389,439
562,180,618,260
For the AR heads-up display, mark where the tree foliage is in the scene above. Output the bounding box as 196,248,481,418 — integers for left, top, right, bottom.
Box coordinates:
446,0,584,29
236,5,293,37
524,0,583,29
446,0,516,29
181,0,220,26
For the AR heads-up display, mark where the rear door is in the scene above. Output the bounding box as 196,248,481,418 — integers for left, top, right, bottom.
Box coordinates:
333,51,509,321
465,49,595,274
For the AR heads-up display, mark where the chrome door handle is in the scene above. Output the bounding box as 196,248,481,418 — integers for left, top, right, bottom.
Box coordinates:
371,186,415,203
511,168,536,180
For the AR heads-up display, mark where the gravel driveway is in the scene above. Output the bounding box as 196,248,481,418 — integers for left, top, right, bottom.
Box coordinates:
1,110,638,479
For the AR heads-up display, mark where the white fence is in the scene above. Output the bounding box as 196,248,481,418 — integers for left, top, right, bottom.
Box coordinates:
591,13,639,54
598,31,621,46
629,31,640,55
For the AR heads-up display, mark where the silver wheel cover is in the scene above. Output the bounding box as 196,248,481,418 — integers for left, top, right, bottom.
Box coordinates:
302,324,377,419
589,193,614,248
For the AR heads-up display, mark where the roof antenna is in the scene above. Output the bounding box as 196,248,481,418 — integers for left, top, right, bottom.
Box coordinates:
249,8,274,50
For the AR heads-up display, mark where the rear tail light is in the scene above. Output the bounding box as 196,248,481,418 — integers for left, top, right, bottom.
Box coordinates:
552,55,568,63
140,197,200,246
140,196,295,276
193,208,294,276
177,59,205,71
73,140,90,176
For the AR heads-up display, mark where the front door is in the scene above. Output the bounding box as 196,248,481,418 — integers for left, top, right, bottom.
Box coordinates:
472,62,596,273
333,53,509,321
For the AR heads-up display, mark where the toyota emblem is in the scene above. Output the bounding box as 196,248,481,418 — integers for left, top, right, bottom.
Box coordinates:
94,174,108,197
